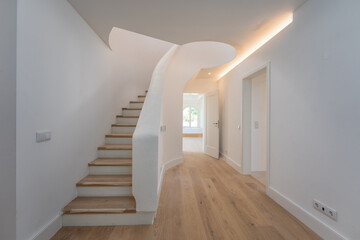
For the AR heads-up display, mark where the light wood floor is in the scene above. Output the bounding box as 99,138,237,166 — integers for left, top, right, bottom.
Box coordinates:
183,136,203,152
52,151,321,239
251,171,267,186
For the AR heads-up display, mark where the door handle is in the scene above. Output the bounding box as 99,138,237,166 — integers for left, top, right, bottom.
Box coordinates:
213,121,219,127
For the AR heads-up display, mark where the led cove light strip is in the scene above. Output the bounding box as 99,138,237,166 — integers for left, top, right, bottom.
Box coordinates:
217,12,293,80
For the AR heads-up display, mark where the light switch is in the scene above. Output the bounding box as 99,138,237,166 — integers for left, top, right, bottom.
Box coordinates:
254,121,259,129
36,130,51,142
160,125,166,132
237,125,241,130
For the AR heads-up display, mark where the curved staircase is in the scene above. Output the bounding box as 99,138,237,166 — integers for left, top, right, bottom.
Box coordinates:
62,91,155,226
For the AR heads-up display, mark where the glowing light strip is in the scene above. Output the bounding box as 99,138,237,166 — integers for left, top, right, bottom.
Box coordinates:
217,13,293,80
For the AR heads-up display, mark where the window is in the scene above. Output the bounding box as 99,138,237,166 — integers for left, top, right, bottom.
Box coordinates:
183,107,199,128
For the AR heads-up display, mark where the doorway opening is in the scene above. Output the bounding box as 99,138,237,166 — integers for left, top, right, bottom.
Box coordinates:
242,64,270,187
182,93,204,152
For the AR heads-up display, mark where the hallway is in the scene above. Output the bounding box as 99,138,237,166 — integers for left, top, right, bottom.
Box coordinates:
52,149,320,240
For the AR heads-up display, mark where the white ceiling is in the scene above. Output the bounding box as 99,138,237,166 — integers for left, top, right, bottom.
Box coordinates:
68,0,306,79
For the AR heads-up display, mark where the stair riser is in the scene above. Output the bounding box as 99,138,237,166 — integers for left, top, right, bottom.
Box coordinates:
111,126,136,133
77,186,132,197
89,166,132,175
129,103,144,108
62,212,155,226
98,150,132,158
137,96,146,102
122,109,141,116
116,117,138,124
105,137,132,145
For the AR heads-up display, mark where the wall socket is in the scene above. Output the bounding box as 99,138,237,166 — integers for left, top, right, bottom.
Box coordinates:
313,199,337,221
36,130,51,142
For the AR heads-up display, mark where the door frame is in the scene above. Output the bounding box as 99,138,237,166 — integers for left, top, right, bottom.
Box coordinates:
241,62,271,192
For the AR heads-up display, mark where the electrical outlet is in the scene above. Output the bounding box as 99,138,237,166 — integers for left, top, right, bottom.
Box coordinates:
313,199,337,221
36,130,51,142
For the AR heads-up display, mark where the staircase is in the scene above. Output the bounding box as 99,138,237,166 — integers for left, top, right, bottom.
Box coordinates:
62,91,155,226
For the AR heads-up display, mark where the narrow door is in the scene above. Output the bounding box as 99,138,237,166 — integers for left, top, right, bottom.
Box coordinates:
204,90,219,159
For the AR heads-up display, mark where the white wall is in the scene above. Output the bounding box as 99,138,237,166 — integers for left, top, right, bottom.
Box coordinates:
250,71,267,171
184,78,218,93
133,46,177,212
0,0,17,239
219,0,360,239
109,28,174,108
16,1,173,239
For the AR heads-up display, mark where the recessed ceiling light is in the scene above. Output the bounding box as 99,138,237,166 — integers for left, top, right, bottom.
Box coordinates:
208,72,212,75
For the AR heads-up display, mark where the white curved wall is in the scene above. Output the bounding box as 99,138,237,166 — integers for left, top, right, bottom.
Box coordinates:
133,46,178,212
109,28,174,107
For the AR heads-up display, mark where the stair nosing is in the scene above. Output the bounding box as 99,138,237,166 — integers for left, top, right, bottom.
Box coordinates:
116,115,139,118
111,124,136,127
98,144,132,150
122,108,142,110
76,175,132,187
89,158,132,166
106,133,133,138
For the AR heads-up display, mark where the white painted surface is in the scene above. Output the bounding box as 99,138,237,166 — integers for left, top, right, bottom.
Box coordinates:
122,109,142,116
77,186,132,197
0,0,16,239
204,91,220,159
133,46,179,212
109,27,174,109
184,78,219,93
250,71,267,171
89,165,132,175
105,137,132,145
62,212,155,226
68,0,305,46
32,215,62,240
16,1,173,239
111,126,136,133
219,1,360,239
98,150,132,158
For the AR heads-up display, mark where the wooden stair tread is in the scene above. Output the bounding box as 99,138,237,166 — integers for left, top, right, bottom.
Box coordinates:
62,196,136,214
129,101,144,103
77,175,132,186
98,144,132,150
138,95,146,97
89,158,132,166
116,115,139,118
122,108,142,110
106,133,133,138
112,124,136,127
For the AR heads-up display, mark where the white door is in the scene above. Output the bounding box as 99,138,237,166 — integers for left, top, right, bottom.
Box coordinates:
204,90,219,159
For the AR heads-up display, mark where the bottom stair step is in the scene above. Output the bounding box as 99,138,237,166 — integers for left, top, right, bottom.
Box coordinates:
62,196,155,226
62,196,136,214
